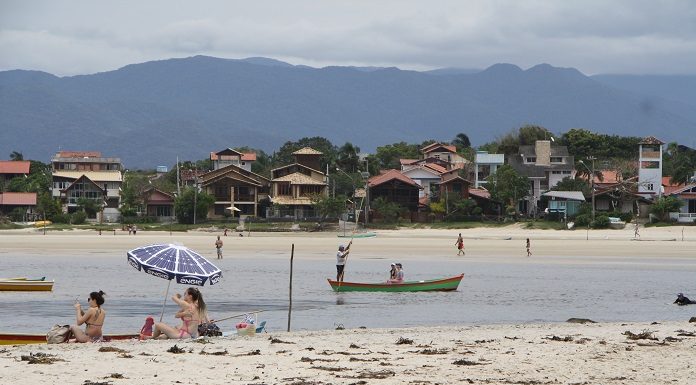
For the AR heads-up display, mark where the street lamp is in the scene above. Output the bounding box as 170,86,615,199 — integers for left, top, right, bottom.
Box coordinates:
579,157,596,222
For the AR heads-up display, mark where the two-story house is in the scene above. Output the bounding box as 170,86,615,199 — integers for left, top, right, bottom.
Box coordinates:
210,148,257,172
508,141,575,215
50,151,123,222
269,147,328,218
474,151,505,188
199,159,271,218
420,143,467,169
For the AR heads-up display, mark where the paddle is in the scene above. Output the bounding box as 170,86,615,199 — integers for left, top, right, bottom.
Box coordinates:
209,310,264,324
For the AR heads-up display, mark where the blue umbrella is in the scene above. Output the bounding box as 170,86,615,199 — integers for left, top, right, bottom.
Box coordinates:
127,243,222,320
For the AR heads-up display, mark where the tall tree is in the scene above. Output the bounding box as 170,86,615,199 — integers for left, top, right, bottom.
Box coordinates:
485,164,529,208
374,142,421,170
174,187,214,224
336,142,361,173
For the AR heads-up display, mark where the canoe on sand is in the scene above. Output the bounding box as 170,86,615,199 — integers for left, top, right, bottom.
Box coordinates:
0,333,138,345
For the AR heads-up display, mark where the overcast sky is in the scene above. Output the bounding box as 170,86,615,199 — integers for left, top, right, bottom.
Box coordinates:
1,0,695,76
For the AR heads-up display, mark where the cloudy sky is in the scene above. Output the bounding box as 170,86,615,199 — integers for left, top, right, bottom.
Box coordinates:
1,0,695,76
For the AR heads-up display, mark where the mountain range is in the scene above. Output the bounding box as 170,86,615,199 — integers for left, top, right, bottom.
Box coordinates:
1,55,695,168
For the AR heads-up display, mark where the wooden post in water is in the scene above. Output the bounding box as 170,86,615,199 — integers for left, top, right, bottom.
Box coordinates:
287,243,294,332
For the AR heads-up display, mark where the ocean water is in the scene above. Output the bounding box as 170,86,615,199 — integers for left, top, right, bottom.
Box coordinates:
2,254,695,334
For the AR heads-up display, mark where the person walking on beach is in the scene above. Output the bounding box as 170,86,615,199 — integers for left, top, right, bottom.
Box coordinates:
455,233,465,256
336,241,352,282
215,235,223,259
526,238,532,257
70,290,107,343
634,222,640,238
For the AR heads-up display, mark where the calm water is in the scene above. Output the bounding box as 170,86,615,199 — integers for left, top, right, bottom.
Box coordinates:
2,254,695,334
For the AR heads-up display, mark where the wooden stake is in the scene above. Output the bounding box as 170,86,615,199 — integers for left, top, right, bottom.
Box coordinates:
287,243,294,332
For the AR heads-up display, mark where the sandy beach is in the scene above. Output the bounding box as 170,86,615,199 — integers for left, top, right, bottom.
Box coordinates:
2,321,696,384
1,225,695,384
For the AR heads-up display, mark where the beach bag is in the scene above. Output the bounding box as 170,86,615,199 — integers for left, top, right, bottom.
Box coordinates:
198,322,222,337
46,324,72,344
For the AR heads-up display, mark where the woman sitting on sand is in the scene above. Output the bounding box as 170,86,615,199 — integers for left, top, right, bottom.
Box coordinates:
147,287,208,339
70,290,106,342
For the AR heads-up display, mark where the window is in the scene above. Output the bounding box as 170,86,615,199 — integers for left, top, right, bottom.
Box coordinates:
526,157,536,163
645,183,654,191
641,161,660,169
550,157,563,163
278,183,291,196
155,206,172,217
300,185,322,196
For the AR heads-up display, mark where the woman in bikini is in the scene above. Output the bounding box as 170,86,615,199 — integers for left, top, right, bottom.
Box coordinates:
148,287,208,339
70,290,106,342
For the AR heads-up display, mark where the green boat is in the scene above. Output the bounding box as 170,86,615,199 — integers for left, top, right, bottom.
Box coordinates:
328,274,463,292
337,232,376,238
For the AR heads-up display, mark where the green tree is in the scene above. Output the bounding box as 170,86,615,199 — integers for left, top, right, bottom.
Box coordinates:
310,194,346,224
174,187,214,224
663,142,696,185
35,192,62,221
9,151,23,161
650,196,683,222
76,197,103,219
336,142,361,173
374,142,421,170
273,137,337,171
120,171,151,217
486,164,529,208
371,196,403,224
552,176,590,197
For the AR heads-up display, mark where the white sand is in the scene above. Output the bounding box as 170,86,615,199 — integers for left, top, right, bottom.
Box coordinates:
1,226,695,384
2,321,695,384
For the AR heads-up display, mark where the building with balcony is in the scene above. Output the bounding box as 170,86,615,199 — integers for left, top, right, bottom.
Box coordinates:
508,141,575,216
637,136,664,198
210,148,256,172
474,151,504,188
50,151,123,222
199,163,271,218
269,147,328,218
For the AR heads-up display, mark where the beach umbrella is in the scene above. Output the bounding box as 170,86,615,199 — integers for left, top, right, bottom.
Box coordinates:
127,243,222,321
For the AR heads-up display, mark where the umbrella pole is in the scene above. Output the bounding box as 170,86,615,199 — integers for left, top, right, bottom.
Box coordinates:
160,280,172,322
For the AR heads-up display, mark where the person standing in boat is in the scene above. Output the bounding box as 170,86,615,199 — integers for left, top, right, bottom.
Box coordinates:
70,290,106,343
336,241,352,282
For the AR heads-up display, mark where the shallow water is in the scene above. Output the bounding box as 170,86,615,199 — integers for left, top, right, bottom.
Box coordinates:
2,254,695,334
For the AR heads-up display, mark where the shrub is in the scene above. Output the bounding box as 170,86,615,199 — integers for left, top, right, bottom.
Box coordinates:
573,214,591,227
9,207,26,222
71,211,87,224
591,215,610,229
51,213,70,224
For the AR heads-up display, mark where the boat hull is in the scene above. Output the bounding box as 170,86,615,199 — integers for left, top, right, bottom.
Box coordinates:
0,333,139,345
0,279,54,291
328,274,464,292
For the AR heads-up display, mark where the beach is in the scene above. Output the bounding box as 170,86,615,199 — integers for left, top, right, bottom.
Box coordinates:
2,321,696,384
1,225,695,384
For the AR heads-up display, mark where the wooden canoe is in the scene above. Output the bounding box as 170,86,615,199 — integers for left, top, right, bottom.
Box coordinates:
0,278,54,291
0,333,138,345
328,273,464,292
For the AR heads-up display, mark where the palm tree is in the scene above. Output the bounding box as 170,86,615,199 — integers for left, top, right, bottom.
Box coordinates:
452,133,471,150
10,151,23,161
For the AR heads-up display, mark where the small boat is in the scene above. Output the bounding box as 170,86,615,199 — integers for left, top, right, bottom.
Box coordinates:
0,277,54,292
0,333,139,345
33,220,52,227
337,232,376,238
328,273,464,292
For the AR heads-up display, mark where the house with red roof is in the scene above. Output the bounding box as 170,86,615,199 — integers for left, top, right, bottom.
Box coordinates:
367,169,422,220
210,148,257,172
0,160,31,187
0,192,38,220
663,176,696,223
141,188,176,221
